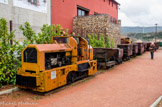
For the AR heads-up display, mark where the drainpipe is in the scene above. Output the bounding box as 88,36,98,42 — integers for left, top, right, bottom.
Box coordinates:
10,20,13,45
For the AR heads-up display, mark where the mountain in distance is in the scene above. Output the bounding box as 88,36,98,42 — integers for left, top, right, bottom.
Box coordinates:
121,26,162,34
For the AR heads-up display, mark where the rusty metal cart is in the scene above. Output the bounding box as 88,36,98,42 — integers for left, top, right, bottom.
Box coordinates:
132,43,138,57
117,44,132,60
143,43,148,52
113,48,123,64
136,43,144,55
154,42,160,51
146,42,151,51
93,48,117,69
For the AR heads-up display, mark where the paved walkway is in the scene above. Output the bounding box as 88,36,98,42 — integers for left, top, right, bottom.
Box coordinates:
1,50,162,107
38,50,162,107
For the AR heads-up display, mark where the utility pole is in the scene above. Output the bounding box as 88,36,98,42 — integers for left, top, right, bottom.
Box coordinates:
143,26,145,33
155,24,158,42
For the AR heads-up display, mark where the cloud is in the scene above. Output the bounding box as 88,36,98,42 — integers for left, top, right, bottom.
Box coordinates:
119,12,137,26
118,0,162,26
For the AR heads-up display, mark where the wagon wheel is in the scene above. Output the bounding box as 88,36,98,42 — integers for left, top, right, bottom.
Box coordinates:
116,60,119,64
106,66,110,69
120,59,123,64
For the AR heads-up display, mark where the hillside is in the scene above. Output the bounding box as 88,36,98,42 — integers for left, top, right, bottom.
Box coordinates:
127,31,162,42
121,26,162,34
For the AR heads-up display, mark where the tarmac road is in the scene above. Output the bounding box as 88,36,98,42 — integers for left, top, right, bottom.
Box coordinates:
0,50,162,107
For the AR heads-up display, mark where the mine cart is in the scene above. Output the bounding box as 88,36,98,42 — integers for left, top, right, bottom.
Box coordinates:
146,42,151,51
154,42,160,50
93,48,117,69
143,43,148,52
132,43,138,57
112,48,123,64
117,44,132,60
136,43,144,55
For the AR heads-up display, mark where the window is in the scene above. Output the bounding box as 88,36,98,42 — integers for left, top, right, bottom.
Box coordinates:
77,5,89,17
77,8,88,16
24,48,37,63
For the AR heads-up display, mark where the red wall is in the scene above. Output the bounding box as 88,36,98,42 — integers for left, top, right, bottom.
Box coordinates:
52,0,118,32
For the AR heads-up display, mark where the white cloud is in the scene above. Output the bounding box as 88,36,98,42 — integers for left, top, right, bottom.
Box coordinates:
119,12,137,26
117,0,162,26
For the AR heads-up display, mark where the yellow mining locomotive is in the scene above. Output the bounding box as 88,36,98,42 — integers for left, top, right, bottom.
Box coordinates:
16,36,97,92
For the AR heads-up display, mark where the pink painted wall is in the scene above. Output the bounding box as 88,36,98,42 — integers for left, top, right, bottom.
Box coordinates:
52,0,119,32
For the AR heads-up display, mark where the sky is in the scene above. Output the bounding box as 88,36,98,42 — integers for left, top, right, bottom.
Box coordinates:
117,0,162,27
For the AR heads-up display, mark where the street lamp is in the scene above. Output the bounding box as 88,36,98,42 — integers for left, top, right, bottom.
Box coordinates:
155,24,158,42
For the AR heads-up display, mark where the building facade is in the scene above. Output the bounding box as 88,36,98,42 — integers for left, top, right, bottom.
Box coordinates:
0,0,120,45
0,0,51,41
52,0,119,32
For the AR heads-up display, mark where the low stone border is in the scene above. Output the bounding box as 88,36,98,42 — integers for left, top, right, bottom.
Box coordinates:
0,87,20,96
150,96,162,107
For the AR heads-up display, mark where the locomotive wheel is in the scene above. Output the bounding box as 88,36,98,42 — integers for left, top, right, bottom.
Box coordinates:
84,71,88,77
80,71,87,79
67,72,75,84
67,72,72,84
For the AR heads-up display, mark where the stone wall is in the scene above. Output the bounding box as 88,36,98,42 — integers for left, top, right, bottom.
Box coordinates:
73,14,121,47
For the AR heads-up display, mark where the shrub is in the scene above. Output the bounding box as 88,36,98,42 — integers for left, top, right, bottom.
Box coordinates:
0,18,20,86
110,37,115,48
88,34,115,48
0,19,69,87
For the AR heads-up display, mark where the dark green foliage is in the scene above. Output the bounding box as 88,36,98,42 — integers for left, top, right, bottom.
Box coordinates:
20,23,68,44
36,24,67,44
19,22,36,44
0,18,20,86
36,24,53,44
